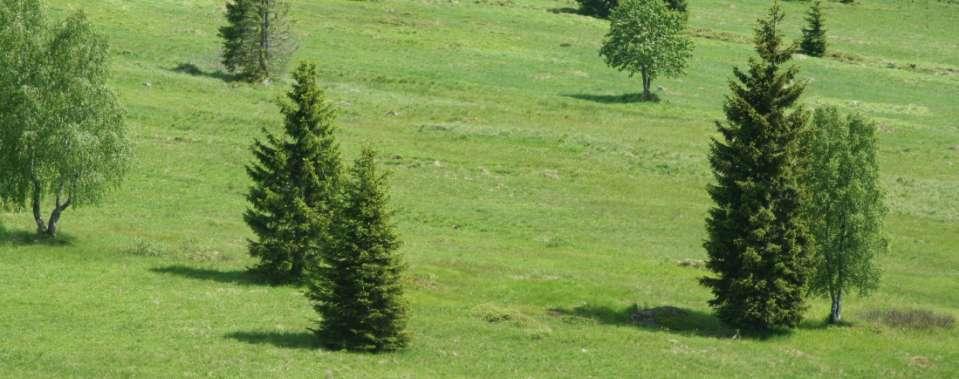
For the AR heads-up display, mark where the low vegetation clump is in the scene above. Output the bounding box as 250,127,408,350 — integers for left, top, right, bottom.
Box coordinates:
863,308,956,330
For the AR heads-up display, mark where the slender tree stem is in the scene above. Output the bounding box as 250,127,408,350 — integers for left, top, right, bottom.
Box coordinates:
32,180,47,234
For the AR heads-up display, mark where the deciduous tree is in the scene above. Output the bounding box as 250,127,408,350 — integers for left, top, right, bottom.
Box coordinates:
805,107,886,324
599,0,692,100
0,0,129,237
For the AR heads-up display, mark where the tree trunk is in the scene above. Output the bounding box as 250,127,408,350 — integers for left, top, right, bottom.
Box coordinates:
641,68,652,100
829,290,843,323
259,0,271,79
32,181,47,234
44,185,71,238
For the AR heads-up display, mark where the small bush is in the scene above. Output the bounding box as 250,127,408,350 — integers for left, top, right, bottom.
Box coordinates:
863,308,955,330
129,238,167,257
576,0,618,18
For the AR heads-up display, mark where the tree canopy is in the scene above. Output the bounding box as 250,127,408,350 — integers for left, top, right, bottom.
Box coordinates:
0,0,129,236
244,62,342,283
701,3,813,330
805,107,886,323
219,0,296,82
599,0,692,100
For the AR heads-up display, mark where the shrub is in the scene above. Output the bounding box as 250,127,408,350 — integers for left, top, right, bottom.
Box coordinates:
863,308,956,330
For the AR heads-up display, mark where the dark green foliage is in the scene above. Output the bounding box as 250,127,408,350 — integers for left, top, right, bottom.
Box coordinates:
0,0,129,237
805,108,886,324
576,0,686,18
800,1,826,57
665,0,687,13
244,63,342,284
701,3,813,331
576,0,618,18
218,0,296,82
308,148,409,352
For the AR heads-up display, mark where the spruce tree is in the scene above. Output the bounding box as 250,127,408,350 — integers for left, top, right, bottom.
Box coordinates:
805,107,886,324
244,63,341,284
308,148,409,352
701,2,813,331
218,0,296,82
800,1,826,57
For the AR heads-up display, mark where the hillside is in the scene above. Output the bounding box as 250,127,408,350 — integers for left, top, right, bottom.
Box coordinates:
1,0,957,377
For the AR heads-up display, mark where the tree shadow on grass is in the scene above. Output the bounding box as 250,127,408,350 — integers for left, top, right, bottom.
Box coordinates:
564,92,660,104
0,226,75,247
169,63,236,82
226,331,318,350
548,7,583,15
549,304,791,340
150,265,265,286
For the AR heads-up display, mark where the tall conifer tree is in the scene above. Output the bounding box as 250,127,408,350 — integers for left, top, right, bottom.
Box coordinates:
308,148,409,351
218,0,296,82
702,2,813,331
244,63,341,284
800,1,827,57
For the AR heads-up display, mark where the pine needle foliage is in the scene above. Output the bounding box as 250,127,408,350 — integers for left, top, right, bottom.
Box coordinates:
701,2,813,331
308,148,409,352
218,0,296,82
805,107,886,324
800,1,827,57
576,0,687,18
244,63,342,284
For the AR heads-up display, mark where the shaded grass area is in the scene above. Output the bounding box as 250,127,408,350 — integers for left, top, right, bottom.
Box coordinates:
226,331,318,350
550,304,735,338
149,265,264,286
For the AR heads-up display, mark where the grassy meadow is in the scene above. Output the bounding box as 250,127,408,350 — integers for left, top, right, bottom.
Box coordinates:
1,0,957,377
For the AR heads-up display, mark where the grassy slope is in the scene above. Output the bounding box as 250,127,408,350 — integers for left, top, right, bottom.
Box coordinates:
1,0,957,377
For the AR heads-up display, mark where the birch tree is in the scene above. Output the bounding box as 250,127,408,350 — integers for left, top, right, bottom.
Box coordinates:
805,107,886,323
0,1,129,237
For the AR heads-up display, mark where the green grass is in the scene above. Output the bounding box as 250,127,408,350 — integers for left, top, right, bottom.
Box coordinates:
2,0,957,377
